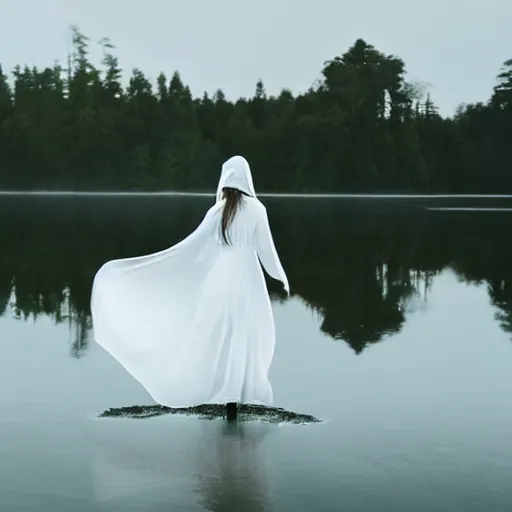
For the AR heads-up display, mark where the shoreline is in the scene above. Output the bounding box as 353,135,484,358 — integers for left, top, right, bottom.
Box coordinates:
0,191,511,199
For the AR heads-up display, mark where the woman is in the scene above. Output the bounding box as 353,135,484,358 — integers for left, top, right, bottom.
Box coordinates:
91,156,289,411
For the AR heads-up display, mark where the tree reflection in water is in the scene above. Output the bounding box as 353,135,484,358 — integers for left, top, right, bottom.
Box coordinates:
0,196,511,357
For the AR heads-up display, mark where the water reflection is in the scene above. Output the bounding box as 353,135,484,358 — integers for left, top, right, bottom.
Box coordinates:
194,421,272,512
93,418,273,510
0,196,511,357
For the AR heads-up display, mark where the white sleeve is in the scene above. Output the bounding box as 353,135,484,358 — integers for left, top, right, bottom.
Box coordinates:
255,207,289,294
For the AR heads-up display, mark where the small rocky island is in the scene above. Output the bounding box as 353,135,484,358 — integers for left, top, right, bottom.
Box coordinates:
100,404,321,424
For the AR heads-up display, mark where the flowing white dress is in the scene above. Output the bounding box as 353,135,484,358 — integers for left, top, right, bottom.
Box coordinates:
91,156,289,408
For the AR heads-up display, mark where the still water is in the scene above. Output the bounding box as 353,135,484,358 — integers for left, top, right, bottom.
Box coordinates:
1,196,512,511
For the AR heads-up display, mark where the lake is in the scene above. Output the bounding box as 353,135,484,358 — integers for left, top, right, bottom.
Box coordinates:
1,195,512,511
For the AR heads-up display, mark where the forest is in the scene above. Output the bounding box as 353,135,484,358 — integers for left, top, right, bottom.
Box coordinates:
0,26,510,193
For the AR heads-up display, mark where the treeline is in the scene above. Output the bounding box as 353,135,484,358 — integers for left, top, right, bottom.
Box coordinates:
0,26,510,192
1,196,511,356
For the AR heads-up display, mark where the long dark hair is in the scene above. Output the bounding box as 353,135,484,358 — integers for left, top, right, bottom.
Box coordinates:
221,187,245,245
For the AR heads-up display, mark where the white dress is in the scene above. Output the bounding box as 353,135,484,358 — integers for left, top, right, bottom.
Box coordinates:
91,156,289,408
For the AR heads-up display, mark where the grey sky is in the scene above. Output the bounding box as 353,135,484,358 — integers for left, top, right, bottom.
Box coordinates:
2,0,511,116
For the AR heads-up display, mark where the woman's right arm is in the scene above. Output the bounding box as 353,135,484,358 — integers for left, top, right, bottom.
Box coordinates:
255,205,289,295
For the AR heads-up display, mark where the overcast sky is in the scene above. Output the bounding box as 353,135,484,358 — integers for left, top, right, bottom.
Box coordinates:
1,0,511,116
